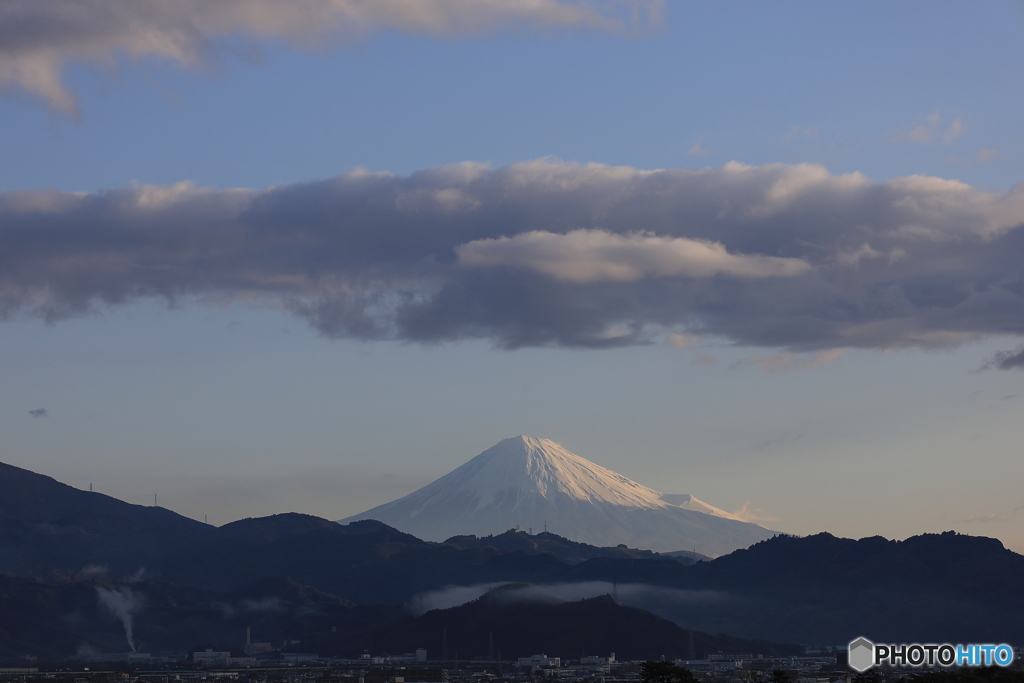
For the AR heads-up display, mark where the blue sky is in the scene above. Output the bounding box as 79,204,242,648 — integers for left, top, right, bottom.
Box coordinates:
2,0,1023,551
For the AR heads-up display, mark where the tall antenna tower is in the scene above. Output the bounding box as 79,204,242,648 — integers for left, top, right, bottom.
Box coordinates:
611,573,619,603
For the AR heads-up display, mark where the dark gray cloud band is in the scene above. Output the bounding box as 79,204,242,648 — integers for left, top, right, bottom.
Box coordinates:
3,160,1024,357
986,345,1024,370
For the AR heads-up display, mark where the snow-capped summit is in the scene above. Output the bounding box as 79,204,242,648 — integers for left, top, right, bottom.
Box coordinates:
338,436,776,556
428,435,665,510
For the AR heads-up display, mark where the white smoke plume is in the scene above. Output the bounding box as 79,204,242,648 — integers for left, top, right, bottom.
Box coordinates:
96,586,142,652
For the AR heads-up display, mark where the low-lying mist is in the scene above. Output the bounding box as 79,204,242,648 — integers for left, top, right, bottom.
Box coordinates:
408,581,730,621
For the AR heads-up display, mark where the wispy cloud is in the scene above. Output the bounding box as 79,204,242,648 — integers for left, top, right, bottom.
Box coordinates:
898,114,964,144
28,408,48,418
976,148,1006,162
731,501,781,524
903,114,941,143
983,345,1024,371
964,513,1006,523
687,138,709,156
408,581,727,616
3,159,1024,357
964,505,1024,524
942,117,965,143
0,0,664,114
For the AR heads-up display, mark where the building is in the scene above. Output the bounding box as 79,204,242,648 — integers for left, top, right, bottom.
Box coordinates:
517,655,560,668
282,653,320,664
193,649,231,665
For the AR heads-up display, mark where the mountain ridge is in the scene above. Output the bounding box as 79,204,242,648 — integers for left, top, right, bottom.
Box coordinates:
4,457,1023,653
442,528,712,564
0,460,205,532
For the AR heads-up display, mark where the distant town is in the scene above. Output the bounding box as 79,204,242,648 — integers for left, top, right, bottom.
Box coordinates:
4,643,1024,683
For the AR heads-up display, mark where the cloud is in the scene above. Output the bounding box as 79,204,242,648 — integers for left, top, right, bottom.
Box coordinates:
899,114,964,145
687,138,709,156
409,582,505,614
836,243,905,269
668,333,699,348
983,345,1024,370
731,501,781,524
964,513,1005,523
964,505,1024,523
28,408,48,417
408,581,727,616
977,148,1006,162
456,229,812,282
0,0,663,114
942,117,965,143
3,159,1024,355
903,114,941,143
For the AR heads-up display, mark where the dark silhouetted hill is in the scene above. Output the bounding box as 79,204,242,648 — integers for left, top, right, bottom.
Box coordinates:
649,531,1024,644
0,461,212,580
336,584,803,660
3,459,1024,652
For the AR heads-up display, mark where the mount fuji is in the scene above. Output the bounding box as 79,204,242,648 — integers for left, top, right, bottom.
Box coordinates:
339,436,776,556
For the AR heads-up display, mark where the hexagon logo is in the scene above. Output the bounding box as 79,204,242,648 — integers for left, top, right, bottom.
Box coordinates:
848,637,875,672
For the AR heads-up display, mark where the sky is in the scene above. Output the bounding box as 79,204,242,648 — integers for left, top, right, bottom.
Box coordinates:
2,0,1024,552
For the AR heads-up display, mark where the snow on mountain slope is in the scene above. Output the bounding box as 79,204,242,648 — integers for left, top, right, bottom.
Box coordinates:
338,436,777,556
